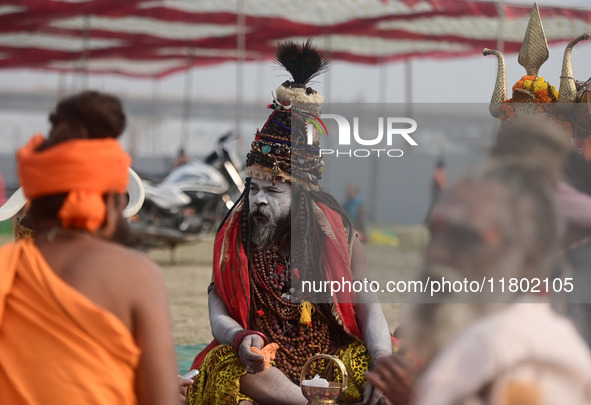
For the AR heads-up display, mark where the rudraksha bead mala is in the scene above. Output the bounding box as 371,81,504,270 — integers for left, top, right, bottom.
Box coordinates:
250,245,337,384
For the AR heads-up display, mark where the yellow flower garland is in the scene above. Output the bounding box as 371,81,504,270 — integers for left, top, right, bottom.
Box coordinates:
499,75,574,138
509,75,558,103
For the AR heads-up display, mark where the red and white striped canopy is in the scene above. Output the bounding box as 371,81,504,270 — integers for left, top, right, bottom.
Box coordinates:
1,0,590,77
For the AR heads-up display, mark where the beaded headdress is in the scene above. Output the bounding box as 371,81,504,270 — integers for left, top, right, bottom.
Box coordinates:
246,40,329,188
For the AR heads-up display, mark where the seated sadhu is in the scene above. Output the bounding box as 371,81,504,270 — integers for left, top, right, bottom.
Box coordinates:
186,42,397,405
0,91,179,405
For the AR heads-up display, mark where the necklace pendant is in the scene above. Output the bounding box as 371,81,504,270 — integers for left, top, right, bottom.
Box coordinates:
283,321,294,333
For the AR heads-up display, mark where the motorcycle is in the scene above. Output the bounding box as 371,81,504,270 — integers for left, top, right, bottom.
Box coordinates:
130,132,244,253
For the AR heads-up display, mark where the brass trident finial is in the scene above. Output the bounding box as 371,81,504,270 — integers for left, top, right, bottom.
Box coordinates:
518,3,549,77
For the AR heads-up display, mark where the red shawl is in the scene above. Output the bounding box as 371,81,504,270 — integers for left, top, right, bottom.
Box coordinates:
191,201,362,370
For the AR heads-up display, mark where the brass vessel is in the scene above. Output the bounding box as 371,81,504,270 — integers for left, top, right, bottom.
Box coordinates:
300,354,348,405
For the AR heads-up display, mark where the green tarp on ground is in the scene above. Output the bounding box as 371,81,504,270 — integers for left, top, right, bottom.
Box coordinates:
0,220,12,236
176,344,208,375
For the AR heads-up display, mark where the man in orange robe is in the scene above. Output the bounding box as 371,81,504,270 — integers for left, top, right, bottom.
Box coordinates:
0,91,179,405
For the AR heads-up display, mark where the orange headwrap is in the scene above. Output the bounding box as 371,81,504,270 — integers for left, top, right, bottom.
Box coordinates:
17,134,131,232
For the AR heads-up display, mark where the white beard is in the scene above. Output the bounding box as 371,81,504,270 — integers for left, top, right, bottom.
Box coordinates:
250,220,275,249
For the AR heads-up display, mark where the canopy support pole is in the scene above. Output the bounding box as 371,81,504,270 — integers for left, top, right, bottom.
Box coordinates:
369,57,389,223
181,48,195,152
497,0,506,54
80,14,90,89
236,0,246,150
323,36,332,102
151,77,161,157
256,60,265,123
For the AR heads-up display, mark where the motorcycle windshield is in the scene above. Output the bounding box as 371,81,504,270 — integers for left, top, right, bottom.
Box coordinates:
162,161,228,193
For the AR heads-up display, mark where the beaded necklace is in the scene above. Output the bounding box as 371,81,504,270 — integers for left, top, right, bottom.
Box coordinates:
251,245,335,384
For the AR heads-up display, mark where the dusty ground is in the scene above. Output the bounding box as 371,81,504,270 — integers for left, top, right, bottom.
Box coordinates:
0,228,426,346
149,238,216,345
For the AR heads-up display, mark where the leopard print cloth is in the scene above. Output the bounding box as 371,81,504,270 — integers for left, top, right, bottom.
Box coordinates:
186,341,389,405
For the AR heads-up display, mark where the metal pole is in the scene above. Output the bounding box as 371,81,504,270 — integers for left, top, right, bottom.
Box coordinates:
151,77,161,157
403,59,414,157
236,0,246,149
497,0,506,54
323,36,332,102
81,14,90,89
181,49,195,151
379,59,388,104
57,72,66,98
256,60,265,123
369,58,388,223
405,59,412,116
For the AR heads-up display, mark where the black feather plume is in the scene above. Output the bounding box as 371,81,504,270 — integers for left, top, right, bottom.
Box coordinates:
275,40,329,86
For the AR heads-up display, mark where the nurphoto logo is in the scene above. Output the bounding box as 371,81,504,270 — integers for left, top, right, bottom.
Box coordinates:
306,114,418,158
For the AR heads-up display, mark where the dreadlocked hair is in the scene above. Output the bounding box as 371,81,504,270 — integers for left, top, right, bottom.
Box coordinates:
240,177,251,249
291,183,354,289
28,90,127,224
484,118,571,276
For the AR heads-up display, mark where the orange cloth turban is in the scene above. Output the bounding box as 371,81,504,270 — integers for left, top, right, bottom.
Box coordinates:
17,134,131,232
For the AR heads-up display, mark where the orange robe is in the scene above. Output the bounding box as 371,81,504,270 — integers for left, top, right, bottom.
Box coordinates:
0,240,141,405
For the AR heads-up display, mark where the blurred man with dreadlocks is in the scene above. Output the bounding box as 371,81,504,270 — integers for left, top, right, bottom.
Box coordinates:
0,91,179,405
366,121,591,404
186,42,394,405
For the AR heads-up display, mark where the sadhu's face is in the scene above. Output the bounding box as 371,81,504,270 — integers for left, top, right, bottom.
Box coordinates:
248,178,291,249
248,178,292,225
425,180,510,280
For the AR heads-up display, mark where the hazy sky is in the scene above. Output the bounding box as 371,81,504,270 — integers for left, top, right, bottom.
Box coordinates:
1,0,590,222
0,0,590,105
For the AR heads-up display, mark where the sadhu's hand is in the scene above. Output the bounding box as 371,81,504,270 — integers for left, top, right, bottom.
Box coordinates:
362,381,388,405
239,334,266,374
177,374,194,404
250,343,279,370
364,355,417,405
